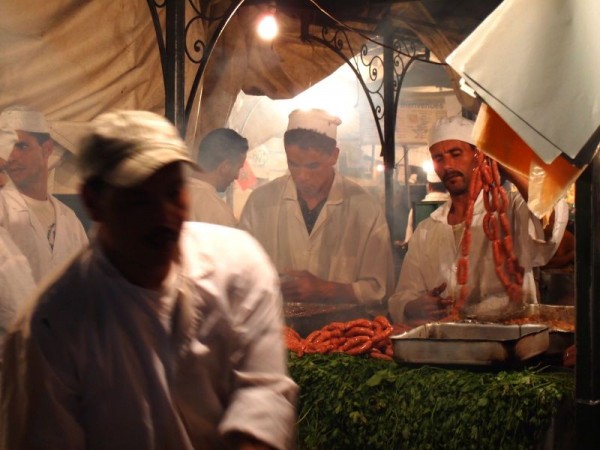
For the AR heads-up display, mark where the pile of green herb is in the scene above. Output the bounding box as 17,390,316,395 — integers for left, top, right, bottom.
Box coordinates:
288,353,574,450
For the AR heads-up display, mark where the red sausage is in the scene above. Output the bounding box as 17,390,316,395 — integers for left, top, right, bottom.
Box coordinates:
490,187,499,211
346,340,373,356
483,190,492,212
457,257,469,285
494,264,511,287
341,336,370,352
499,212,511,236
469,167,483,199
373,315,392,329
481,163,493,185
492,240,505,267
370,352,393,361
498,188,509,213
344,319,372,330
489,214,500,241
346,327,375,338
461,228,472,257
503,235,514,256
465,203,475,229
491,160,502,186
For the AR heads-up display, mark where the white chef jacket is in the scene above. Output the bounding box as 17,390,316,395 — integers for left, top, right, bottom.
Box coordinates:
389,191,568,323
187,178,237,227
239,173,395,307
404,191,451,243
0,186,88,283
0,227,35,338
0,222,297,450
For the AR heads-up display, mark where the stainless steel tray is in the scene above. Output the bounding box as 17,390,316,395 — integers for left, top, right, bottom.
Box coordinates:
507,304,574,358
391,322,549,366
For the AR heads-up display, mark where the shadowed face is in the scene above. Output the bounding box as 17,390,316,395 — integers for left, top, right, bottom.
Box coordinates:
429,139,477,197
91,163,189,272
217,152,246,192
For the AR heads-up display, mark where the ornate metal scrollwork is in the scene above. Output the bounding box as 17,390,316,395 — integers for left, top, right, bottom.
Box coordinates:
306,24,427,152
146,0,244,129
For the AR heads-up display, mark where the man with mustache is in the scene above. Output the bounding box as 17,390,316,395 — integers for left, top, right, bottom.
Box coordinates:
0,110,297,450
389,115,568,324
0,106,88,283
239,108,394,317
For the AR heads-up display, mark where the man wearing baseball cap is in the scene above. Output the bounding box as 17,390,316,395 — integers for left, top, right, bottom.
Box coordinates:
0,105,88,283
389,114,568,324
239,108,394,319
1,110,297,450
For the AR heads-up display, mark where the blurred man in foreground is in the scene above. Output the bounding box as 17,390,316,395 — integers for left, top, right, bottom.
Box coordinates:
0,110,297,450
0,106,88,283
239,108,394,315
389,115,568,324
188,128,248,227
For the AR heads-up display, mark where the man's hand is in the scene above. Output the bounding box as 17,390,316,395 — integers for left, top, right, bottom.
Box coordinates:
281,270,323,303
404,282,452,325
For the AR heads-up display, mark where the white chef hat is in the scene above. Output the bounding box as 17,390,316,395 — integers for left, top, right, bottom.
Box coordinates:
287,108,342,140
426,171,442,183
78,110,197,188
0,105,50,133
428,115,476,147
0,127,18,160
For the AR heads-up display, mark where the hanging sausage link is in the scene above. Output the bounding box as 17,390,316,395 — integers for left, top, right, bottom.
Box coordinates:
452,154,524,316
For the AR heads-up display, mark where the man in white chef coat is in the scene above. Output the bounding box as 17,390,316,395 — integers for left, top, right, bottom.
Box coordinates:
0,110,297,450
389,115,568,324
0,106,88,283
0,127,35,342
239,108,395,314
188,128,248,227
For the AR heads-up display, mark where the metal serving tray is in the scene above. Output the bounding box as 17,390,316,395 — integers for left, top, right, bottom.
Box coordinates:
391,322,549,366
509,304,575,358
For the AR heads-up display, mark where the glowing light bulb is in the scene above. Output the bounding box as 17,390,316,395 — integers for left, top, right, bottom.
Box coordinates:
257,14,278,41
422,160,433,175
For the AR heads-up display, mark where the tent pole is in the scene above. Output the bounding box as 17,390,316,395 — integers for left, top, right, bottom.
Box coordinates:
383,26,395,237
164,0,186,136
575,150,600,448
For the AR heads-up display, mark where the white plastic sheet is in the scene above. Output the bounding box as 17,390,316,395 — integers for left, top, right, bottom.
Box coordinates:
447,0,600,164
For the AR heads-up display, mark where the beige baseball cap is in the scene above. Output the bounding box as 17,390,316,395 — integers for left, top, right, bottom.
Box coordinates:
78,110,197,187
0,105,50,133
287,108,342,140
429,115,476,147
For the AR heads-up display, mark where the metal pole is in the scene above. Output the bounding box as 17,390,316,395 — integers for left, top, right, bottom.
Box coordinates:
574,151,600,448
383,25,395,238
164,0,186,135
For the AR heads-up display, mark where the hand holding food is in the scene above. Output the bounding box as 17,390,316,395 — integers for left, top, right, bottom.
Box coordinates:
280,270,322,303
405,283,452,324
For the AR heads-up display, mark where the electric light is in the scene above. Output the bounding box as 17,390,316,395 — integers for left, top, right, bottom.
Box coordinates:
257,12,278,41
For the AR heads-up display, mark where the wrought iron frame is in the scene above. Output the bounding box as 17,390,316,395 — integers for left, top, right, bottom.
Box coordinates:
146,0,429,233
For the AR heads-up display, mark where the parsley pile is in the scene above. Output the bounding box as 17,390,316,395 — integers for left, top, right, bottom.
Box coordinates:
289,353,573,449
